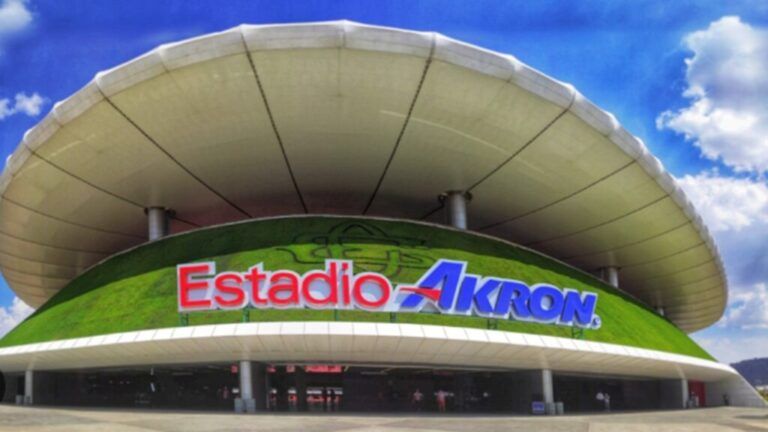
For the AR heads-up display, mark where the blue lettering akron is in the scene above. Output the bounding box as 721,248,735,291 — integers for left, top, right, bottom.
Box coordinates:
395,260,601,329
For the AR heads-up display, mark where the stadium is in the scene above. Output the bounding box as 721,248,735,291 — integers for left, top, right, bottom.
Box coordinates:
0,21,763,413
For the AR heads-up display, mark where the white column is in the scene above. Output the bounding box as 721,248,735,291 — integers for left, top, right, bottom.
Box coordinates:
147,207,169,241
681,379,689,408
443,191,470,230
239,360,255,413
600,266,619,288
542,369,554,411
24,369,33,405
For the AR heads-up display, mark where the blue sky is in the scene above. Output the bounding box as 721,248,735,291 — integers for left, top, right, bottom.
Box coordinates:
0,0,767,363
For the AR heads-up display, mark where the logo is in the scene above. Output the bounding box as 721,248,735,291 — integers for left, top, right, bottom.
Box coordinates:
177,259,600,329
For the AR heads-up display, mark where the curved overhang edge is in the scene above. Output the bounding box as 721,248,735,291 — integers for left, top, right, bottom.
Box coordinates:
0,322,738,381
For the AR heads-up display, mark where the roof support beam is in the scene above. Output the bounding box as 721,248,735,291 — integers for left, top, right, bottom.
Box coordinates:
599,266,620,288
441,191,471,230
147,207,170,241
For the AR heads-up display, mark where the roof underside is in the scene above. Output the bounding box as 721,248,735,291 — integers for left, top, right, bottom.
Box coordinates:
0,21,726,332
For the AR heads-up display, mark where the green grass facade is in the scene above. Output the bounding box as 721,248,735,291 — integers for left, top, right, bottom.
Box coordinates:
0,216,712,360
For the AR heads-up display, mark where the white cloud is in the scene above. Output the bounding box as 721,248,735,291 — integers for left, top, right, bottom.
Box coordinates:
13,91,43,115
0,0,32,37
675,171,768,332
676,171,768,232
657,16,768,173
0,91,46,120
720,283,768,330
663,18,768,339
0,296,33,337
694,332,768,364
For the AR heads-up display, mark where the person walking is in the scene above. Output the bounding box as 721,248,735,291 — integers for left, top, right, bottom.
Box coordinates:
329,388,336,411
603,392,611,412
411,388,424,412
436,389,447,413
321,387,328,412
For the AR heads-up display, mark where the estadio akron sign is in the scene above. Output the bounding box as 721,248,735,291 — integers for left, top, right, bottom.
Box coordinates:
177,259,601,329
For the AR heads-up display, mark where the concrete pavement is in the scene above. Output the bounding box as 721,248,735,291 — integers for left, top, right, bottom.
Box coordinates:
0,405,765,432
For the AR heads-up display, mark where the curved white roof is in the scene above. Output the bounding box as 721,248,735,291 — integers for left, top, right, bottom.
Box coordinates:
0,21,725,332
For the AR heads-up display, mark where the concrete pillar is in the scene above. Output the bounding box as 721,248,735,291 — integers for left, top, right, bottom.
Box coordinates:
295,366,308,412
147,207,170,241
681,379,689,408
238,360,256,413
542,369,554,414
599,266,619,288
23,369,32,405
442,191,471,230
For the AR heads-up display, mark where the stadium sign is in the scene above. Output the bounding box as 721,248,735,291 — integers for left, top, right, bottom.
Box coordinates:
177,259,601,329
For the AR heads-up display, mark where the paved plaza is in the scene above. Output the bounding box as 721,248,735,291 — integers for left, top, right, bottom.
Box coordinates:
0,406,764,432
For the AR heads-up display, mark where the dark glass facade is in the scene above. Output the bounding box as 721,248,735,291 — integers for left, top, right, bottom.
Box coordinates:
2,364,680,413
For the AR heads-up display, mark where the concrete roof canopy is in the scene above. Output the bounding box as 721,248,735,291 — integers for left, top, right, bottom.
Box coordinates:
0,21,726,332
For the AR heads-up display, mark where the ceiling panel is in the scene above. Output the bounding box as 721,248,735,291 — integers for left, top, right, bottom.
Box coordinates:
482,163,666,245
35,101,246,226
108,53,304,217
251,48,427,213
469,112,634,229
369,60,565,218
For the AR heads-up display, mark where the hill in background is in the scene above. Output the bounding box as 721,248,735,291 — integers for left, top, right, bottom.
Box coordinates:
732,358,768,386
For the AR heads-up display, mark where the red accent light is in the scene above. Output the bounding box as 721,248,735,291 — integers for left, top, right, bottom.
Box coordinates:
400,286,441,302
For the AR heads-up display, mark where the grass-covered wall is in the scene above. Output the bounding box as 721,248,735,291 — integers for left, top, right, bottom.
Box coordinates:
0,216,712,360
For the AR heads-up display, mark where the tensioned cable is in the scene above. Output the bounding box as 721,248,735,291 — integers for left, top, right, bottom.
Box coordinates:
633,258,715,282
101,97,253,219
15,151,200,233
665,307,726,322
169,215,202,228
9,285,48,296
362,38,436,215
662,297,725,312
0,249,82,268
654,285,722,303
416,85,575,223
0,276,64,295
242,41,308,214
25,151,146,209
0,227,112,254
667,309,724,322
561,220,691,260
1,265,72,280
638,260,720,292
477,160,636,231
418,204,444,221
664,303,723,322
525,195,670,248
620,241,705,270
2,196,144,239
465,108,572,195
630,273,721,295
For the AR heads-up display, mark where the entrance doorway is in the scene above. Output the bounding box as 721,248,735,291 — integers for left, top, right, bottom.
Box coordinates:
554,373,662,411
266,365,518,413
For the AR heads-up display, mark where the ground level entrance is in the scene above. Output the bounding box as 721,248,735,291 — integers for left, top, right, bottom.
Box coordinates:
1,363,702,413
